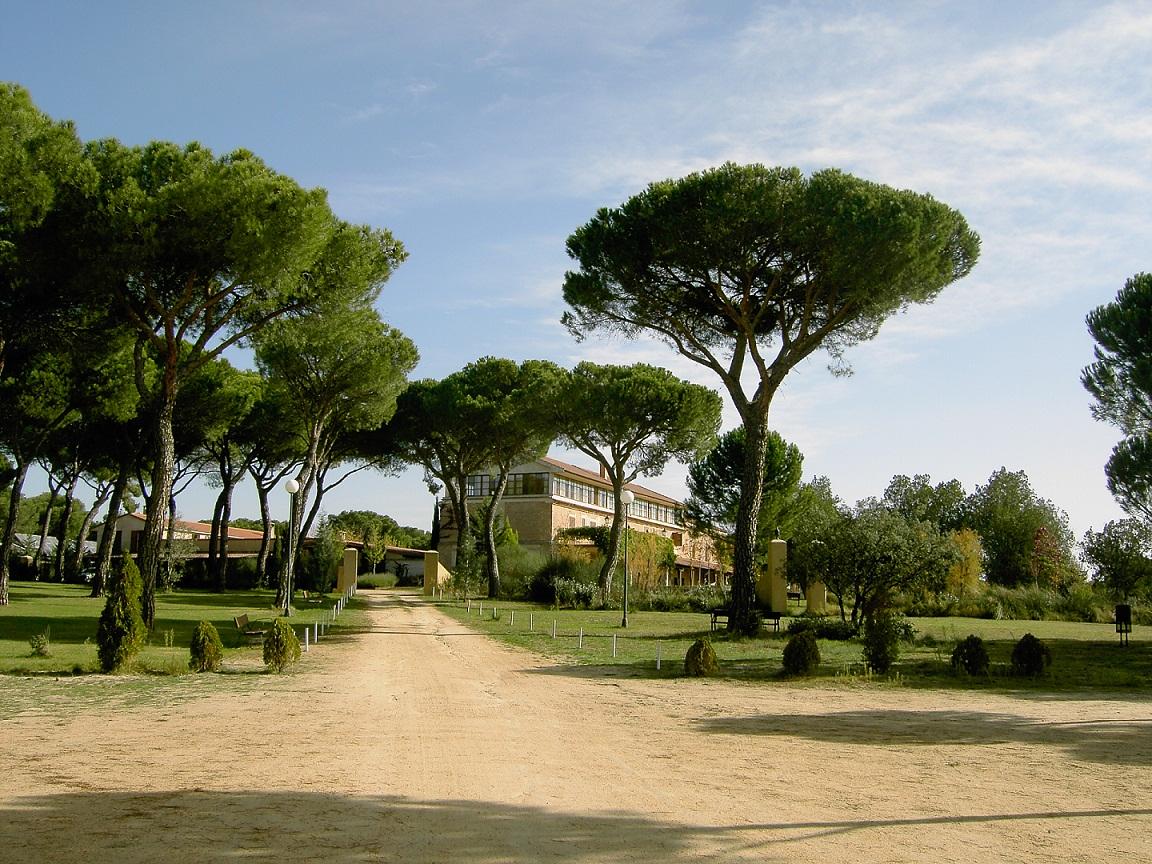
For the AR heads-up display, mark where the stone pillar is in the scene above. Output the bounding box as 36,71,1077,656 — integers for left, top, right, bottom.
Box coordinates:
805,580,827,615
336,547,359,594
756,538,789,613
423,555,440,594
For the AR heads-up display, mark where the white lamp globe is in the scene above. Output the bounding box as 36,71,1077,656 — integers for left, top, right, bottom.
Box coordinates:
620,490,635,506
285,478,300,494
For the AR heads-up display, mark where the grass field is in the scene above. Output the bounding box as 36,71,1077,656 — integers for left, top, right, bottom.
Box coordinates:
0,581,352,675
433,596,1152,692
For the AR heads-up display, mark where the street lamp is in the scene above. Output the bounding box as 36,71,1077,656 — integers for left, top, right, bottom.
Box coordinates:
620,489,635,628
283,477,300,617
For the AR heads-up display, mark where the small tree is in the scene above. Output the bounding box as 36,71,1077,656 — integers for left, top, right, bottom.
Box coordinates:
1082,519,1152,602
263,617,302,673
189,620,224,672
782,630,821,677
96,555,145,672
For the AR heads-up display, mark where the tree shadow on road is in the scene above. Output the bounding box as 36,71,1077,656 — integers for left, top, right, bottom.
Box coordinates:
695,708,1152,766
3,790,1150,863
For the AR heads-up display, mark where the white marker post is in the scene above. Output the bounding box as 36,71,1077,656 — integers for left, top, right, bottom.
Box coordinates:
612,634,617,658
656,645,661,670
579,627,584,649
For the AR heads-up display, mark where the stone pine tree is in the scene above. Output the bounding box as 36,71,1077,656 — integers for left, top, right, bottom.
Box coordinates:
555,362,722,606
563,163,979,633
79,139,406,627
1083,272,1152,524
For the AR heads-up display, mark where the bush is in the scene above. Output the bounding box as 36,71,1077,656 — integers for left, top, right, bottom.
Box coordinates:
684,638,719,676
787,616,857,640
28,627,51,657
554,576,595,609
262,617,302,673
781,630,821,677
189,620,225,673
950,634,990,676
96,556,146,673
357,572,398,590
861,613,912,674
1011,633,1052,677
496,544,549,599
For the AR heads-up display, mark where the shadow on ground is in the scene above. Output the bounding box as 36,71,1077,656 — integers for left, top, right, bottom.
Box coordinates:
2,790,1150,864
696,708,1152,766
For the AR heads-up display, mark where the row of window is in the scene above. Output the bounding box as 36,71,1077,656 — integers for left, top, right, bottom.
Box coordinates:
465,471,683,526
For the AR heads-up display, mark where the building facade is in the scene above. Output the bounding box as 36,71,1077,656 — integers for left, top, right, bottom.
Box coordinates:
436,455,726,589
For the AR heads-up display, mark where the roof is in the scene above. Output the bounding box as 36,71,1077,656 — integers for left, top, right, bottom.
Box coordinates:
537,455,682,507
124,513,267,540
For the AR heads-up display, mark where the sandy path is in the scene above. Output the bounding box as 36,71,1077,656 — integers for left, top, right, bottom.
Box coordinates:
1,589,1150,863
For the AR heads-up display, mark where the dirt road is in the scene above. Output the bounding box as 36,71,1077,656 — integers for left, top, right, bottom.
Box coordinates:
1,590,1149,863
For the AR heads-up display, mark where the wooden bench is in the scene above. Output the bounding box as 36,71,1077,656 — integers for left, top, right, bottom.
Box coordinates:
234,614,266,642
710,608,782,632
299,590,325,604
710,607,730,631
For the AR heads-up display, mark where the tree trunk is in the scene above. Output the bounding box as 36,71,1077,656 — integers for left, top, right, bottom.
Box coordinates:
208,488,227,590
483,470,510,598
52,469,81,581
729,405,771,635
598,475,628,605
215,482,235,592
254,479,272,588
139,393,177,629
70,481,111,585
0,460,30,605
35,476,61,579
92,458,131,598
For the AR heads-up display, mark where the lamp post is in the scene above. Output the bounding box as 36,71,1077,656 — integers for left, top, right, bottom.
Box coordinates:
620,489,635,628
283,478,300,617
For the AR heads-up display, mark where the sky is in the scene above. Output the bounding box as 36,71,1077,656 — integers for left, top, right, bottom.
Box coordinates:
3,0,1150,540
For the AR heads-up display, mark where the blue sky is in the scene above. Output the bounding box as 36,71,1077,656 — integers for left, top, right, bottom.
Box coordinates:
4,1,1150,540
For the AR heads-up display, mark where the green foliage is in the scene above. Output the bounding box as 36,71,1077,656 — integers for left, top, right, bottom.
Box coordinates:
262,617,301,673
95,556,146,672
299,516,342,594
964,468,1080,589
1011,633,1052,677
861,612,912,674
950,635,990,676
786,617,858,640
632,585,726,613
188,620,224,672
883,474,967,532
685,426,804,560
1082,518,1152,602
684,637,719,677
28,626,50,657
495,543,549,600
1083,272,1152,523
554,577,596,609
554,361,722,601
790,499,958,625
781,630,821,677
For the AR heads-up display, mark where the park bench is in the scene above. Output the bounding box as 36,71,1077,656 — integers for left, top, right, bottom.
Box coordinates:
299,590,325,604
233,613,266,643
710,607,782,632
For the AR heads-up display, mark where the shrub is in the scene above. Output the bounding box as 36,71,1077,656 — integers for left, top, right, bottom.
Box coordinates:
262,618,302,673
96,556,146,673
787,617,857,640
684,638,719,676
554,576,595,609
950,634,990,676
781,630,821,677
861,612,911,674
189,620,225,673
28,627,51,657
1011,633,1052,677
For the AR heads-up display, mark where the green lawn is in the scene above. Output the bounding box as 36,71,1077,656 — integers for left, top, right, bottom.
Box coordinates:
0,580,349,675
434,597,1152,692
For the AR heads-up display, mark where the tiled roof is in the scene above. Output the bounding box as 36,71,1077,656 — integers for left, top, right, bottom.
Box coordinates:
126,513,266,540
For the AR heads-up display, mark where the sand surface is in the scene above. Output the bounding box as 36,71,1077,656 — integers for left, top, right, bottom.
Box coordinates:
1,589,1150,863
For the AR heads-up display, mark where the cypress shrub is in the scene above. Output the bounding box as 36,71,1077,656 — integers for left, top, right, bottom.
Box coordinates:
684,638,719,676
950,634,990,676
189,620,225,672
861,612,908,674
1011,633,1052,677
782,630,821,677
96,556,146,673
263,617,301,673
